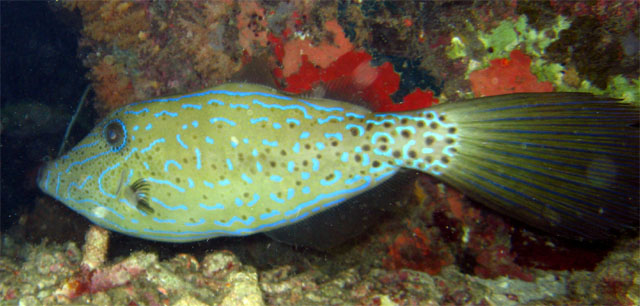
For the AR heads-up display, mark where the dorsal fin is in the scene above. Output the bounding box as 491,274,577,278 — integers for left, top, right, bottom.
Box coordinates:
312,76,372,110
230,52,278,88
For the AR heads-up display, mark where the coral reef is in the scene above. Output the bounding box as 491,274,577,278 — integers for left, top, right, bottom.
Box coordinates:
3,0,638,305
469,49,554,96
1,225,637,305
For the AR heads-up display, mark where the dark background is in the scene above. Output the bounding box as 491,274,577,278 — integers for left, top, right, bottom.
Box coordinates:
1,1,94,233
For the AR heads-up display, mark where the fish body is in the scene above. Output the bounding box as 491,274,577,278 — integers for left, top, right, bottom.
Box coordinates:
37,83,639,242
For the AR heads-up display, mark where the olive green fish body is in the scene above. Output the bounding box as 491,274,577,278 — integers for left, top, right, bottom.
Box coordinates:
38,84,639,241
37,83,456,241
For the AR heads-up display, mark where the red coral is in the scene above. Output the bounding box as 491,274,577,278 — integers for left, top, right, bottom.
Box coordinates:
272,47,437,111
415,185,534,281
269,19,438,112
474,245,534,281
281,20,354,77
383,227,452,275
469,50,553,97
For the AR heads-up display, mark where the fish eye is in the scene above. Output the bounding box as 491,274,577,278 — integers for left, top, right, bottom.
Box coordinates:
103,119,127,152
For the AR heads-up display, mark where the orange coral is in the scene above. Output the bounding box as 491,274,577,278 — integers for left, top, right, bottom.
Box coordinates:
282,20,355,77
91,56,135,114
67,1,151,50
236,1,268,55
177,2,241,82
469,50,553,97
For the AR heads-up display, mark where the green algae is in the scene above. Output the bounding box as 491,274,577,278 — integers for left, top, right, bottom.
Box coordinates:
446,13,638,102
531,59,640,103
447,15,570,62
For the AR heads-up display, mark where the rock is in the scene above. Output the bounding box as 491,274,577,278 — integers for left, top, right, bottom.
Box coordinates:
172,295,209,306
202,250,241,279
220,269,265,306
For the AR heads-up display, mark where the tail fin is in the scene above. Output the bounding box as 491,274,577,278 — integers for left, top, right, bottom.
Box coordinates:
430,92,639,240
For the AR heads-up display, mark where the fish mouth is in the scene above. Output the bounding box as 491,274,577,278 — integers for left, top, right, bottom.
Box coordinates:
36,160,51,193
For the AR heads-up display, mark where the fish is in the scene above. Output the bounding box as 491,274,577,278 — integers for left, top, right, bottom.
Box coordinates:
37,83,639,243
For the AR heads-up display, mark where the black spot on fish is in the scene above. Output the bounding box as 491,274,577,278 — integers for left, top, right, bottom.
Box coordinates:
366,123,374,131
392,150,401,158
441,156,449,164
304,144,311,150
372,160,381,167
426,113,434,119
401,118,408,124
430,122,438,129
270,161,276,167
362,144,370,151
439,115,446,121
331,141,338,146
383,122,392,128
425,156,433,163
409,150,417,158
175,177,181,183
350,128,359,136
426,136,435,145
280,150,287,156
355,154,362,162
445,138,454,144
401,130,411,138
448,127,457,134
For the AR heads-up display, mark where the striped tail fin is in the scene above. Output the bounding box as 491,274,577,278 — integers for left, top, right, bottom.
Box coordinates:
430,92,639,240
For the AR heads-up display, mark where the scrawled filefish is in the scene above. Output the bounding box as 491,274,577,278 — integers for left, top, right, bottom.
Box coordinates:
37,83,639,242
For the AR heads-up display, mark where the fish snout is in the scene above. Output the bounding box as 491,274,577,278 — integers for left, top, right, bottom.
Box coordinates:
36,161,52,193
